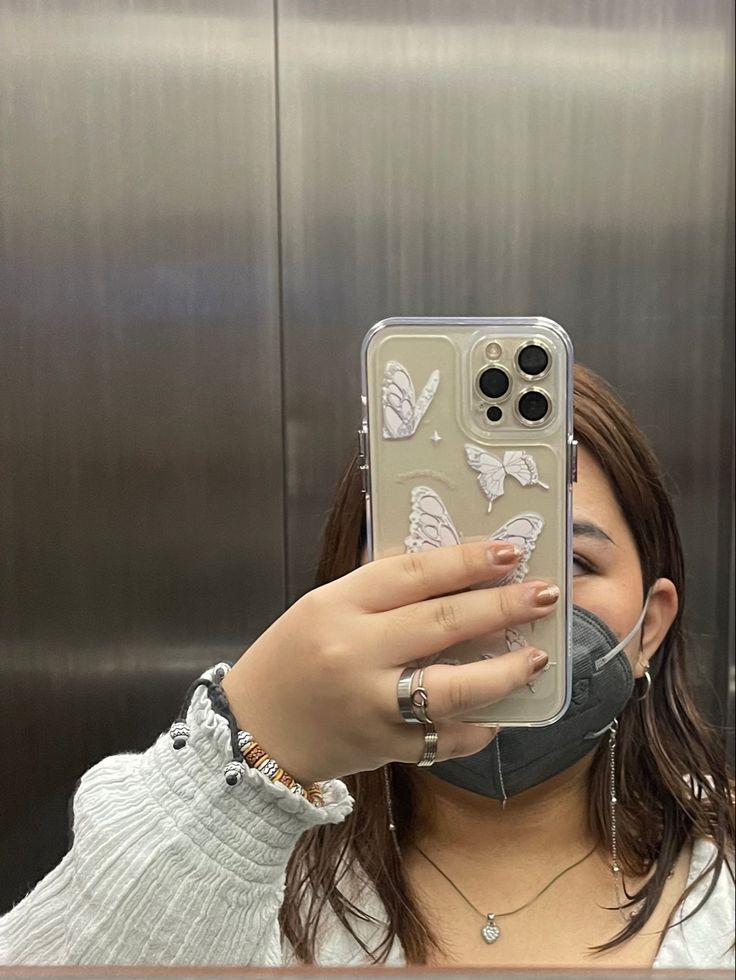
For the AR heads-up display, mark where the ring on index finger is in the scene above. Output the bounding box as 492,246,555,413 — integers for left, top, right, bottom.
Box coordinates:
397,667,434,724
410,669,433,724
396,668,438,766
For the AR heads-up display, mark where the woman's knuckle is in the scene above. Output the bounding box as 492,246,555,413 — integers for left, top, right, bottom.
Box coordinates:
319,637,351,664
459,545,480,579
401,552,430,589
298,586,325,618
435,601,460,634
444,673,473,715
496,586,516,623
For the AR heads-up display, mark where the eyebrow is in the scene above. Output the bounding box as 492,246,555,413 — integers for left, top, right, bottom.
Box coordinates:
573,520,614,545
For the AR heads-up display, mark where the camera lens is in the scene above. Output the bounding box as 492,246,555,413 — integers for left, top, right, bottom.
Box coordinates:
478,367,510,399
518,389,550,423
486,406,502,423
517,344,549,377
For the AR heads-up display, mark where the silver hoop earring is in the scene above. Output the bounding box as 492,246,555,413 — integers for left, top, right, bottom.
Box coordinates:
636,669,652,701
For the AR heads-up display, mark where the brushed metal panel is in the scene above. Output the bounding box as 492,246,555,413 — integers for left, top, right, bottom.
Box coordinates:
0,1,282,911
278,0,734,734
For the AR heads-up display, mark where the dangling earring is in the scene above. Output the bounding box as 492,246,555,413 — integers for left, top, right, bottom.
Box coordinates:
608,720,626,916
383,765,402,860
636,658,652,701
608,720,644,921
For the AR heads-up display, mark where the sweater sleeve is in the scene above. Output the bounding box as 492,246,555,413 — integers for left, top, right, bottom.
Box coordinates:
0,677,353,966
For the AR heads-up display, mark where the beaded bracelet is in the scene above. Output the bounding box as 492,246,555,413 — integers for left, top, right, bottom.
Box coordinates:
168,663,323,808
238,731,324,806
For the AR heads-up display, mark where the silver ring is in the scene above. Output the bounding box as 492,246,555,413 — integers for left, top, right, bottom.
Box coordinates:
410,668,433,724
397,667,422,723
417,723,438,767
397,667,435,725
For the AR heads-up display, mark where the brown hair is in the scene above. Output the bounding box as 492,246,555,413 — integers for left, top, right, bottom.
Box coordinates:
279,363,734,964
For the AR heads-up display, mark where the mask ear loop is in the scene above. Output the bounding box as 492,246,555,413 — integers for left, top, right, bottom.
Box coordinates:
593,592,651,673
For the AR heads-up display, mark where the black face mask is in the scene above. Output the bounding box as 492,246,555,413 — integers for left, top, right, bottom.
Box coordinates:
428,603,646,800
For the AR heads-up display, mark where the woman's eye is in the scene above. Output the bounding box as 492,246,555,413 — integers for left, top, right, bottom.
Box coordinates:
572,555,595,577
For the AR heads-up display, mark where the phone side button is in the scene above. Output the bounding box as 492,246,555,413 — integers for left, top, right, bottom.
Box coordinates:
357,426,369,494
569,439,579,484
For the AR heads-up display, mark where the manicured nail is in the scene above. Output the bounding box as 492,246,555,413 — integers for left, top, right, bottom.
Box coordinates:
489,543,523,564
530,582,560,606
529,649,549,671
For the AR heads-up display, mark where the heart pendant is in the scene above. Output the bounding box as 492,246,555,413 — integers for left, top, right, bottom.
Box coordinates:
482,914,500,944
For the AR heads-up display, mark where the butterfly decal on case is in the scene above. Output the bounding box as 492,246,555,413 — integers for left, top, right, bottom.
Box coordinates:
404,486,544,667
404,485,544,585
382,360,440,439
464,445,549,512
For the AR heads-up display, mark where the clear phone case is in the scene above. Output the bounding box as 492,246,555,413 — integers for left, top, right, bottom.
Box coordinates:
360,317,574,726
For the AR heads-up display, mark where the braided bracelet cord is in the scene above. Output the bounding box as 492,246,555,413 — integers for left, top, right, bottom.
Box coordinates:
168,664,323,807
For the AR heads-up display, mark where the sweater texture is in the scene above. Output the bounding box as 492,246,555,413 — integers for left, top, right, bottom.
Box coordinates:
1,668,733,968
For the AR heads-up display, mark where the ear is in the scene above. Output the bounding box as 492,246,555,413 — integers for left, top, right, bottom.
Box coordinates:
637,577,678,678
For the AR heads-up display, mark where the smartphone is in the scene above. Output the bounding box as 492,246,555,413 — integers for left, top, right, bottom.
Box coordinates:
360,317,574,726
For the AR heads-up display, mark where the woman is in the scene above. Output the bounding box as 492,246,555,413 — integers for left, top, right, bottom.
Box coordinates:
1,365,733,968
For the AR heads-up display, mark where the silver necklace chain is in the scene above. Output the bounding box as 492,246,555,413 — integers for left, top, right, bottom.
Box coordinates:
382,719,640,945
411,840,598,943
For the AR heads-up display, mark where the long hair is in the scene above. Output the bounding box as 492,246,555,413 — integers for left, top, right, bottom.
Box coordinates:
279,363,734,964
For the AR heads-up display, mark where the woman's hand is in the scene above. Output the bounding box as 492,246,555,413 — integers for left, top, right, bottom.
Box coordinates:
221,541,558,785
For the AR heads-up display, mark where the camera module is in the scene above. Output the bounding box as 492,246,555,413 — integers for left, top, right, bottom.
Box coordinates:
518,389,550,424
517,343,549,378
478,366,510,400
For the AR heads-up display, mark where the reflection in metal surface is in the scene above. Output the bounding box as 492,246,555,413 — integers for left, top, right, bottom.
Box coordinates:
0,0,282,910
0,0,733,936
278,1,734,726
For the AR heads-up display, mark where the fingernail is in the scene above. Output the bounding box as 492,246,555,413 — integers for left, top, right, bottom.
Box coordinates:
529,649,549,671
489,543,523,564
530,582,560,606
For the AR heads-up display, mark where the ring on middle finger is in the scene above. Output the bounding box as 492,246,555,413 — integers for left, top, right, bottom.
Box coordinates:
417,722,438,767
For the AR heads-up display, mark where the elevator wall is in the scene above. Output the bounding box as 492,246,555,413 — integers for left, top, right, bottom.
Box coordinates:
1,0,733,914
